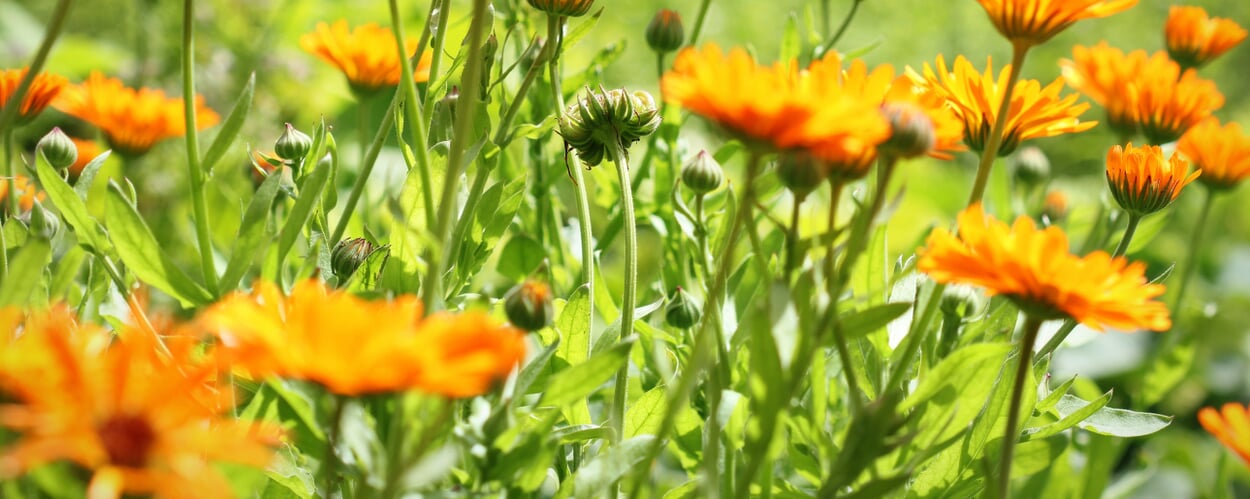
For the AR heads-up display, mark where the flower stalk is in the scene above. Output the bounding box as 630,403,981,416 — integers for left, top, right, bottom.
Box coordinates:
182,0,219,295
966,43,1028,207
998,315,1044,499
606,140,636,446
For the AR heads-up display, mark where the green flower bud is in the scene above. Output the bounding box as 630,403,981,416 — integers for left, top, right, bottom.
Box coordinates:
37,127,77,170
559,86,661,167
275,123,313,164
504,279,554,332
775,151,829,199
331,237,378,280
681,150,724,194
939,285,982,318
28,201,59,241
527,0,594,17
665,287,701,329
1010,146,1050,189
878,103,936,160
646,9,685,54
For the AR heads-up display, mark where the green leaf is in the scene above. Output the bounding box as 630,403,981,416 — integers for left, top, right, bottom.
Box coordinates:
556,435,656,499
220,169,281,291
72,149,110,200
0,238,51,306
561,7,604,51
200,73,255,174
35,155,111,253
780,13,801,63
1053,395,1172,437
828,301,913,345
1036,374,1078,413
515,339,559,397
48,245,86,300
497,235,547,281
901,343,1012,413
104,184,214,307
625,387,666,439
540,337,634,408
556,285,592,368
275,152,333,272
1139,336,1195,407
1020,391,1112,442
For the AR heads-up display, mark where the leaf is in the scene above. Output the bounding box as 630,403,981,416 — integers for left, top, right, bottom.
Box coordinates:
625,387,666,439
1139,336,1195,407
1020,391,1112,442
556,285,593,367
540,337,634,408
1053,395,1172,437
275,153,333,271
497,235,547,282
200,73,255,174
515,340,558,397
556,435,656,499
901,343,1012,413
35,155,111,253
828,301,913,345
0,238,51,306
72,150,111,200
220,170,281,291
104,184,214,307
561,7,604,51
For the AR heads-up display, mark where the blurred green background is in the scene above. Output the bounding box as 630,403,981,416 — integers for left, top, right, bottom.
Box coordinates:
3,0,1249,496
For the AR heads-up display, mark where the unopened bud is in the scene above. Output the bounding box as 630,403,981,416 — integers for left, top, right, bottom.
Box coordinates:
1010,146,1050,189
878,103,935,159
646,10,685,54
681,150,723,194
1041,191,1068,224
37,127,78,170
527,0,595,17
275,123,313,164
664,287,701,329
775,151,829,199
331,238,378,280
504,279,554,332
559,87,660,167
28,202,59,241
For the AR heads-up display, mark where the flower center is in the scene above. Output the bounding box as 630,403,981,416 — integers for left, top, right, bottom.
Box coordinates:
97,415,157,468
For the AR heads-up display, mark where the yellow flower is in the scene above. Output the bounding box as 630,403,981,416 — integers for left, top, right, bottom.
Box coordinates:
55,73,220,157
528,0,595,17
1132,67,1223,145
201,279,526,397
0,175,44,213
0,306,275,499
300,20,433,94
1061,43,1175,138
975,0,1137,48
1165,6,1247,69
1199,403,1250,465
917,204,1170,331
0,68,67,124
661,44,890,164
912,55,1095,156
1105,143,1198,216
1178,118,1250,191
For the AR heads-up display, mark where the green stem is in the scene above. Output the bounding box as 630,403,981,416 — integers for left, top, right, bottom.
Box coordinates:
2,130,15,216
686,0,714,47
420,0,453,125
320,395,347,496
424,0,490,312
785,194,805,277
1111,213,1141,258
399,0,439,229
694,194,711,280
821,0,862,51
607,141,637,445
331,93,400,245
493,33,553,147
0,215,7,280
966,43,1029,208
182,0,219,295
1171,187,1216,312
824,180,843,287
997,315,1043,499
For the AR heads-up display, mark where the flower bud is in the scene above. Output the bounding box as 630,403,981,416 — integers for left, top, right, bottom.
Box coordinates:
775,151,829,199
37,127,78,170
681,150,723,194
527,0,594,17
28,201,59,241
1010,146,1050,189
559,87,661,167
877,103,935,159
504,279,554,332
1041,191,1068,224
646,10,685,54
665,287,701,329
331,238,378,280
275,123,313,164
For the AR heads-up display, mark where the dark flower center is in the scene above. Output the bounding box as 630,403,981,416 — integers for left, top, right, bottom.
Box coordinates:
98,415,157,468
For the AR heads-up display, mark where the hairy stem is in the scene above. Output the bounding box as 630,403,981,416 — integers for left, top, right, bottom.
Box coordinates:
607,140,637,445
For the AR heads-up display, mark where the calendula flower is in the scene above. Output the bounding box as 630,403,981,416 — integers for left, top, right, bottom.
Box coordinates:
1199,403,1250,464
1178,118,1250,190
0,175,44,213
55,73,219,157
1106,143,1198,216
0,68,67,124
1061,43,1176,138
1132,67,1224,145
300,20,433,94
975,0,1137,48
0,307,275,499
1165,6,1247,70
913,55,1095,156
201,279,526,397
1042,190,1069,223
917,204,1170,331
528,0,595,17
661,44,890,163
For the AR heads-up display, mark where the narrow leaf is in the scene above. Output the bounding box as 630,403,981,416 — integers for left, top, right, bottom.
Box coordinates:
104,184,214,307
541,338,633,408
200,73,255,174
220,169,282,290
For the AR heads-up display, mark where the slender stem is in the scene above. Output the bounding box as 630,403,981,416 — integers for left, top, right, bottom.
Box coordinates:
966,43,1029,208
686,0,714,47
607,141,637,445
694,194,711,280
1034,319,1076,362
181,0,219,295
824,180,843,286
3,130,15,215
785,194,805,277
493,34,553,146
1172,187,1216,312
703,364,723,499
331,85,402,245
1111,213,1142,258
398,0,438,229
424,0,490,312
420,0,454,124
320,395,347,496
821,0,862,51
0,0,74,135
998,315,1044,499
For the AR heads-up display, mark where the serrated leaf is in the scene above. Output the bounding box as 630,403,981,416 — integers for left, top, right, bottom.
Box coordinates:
104,184,213,307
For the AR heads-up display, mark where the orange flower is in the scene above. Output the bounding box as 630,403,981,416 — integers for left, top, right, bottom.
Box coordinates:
1042,190,1069,223
1131,67,1223,145
55,73,220,157
201,279,526,397
1165,6,1247,69
1061,43,1176,138
300,20,433,94
0,307,274,499
661,44,890,163
917,204,1170,331
1106,143,1198,216
1178,118,1250,190
1199,403,1250,464
912,55,1095,156
0,175,45,213
975,0,1137,48
0,68,67,124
